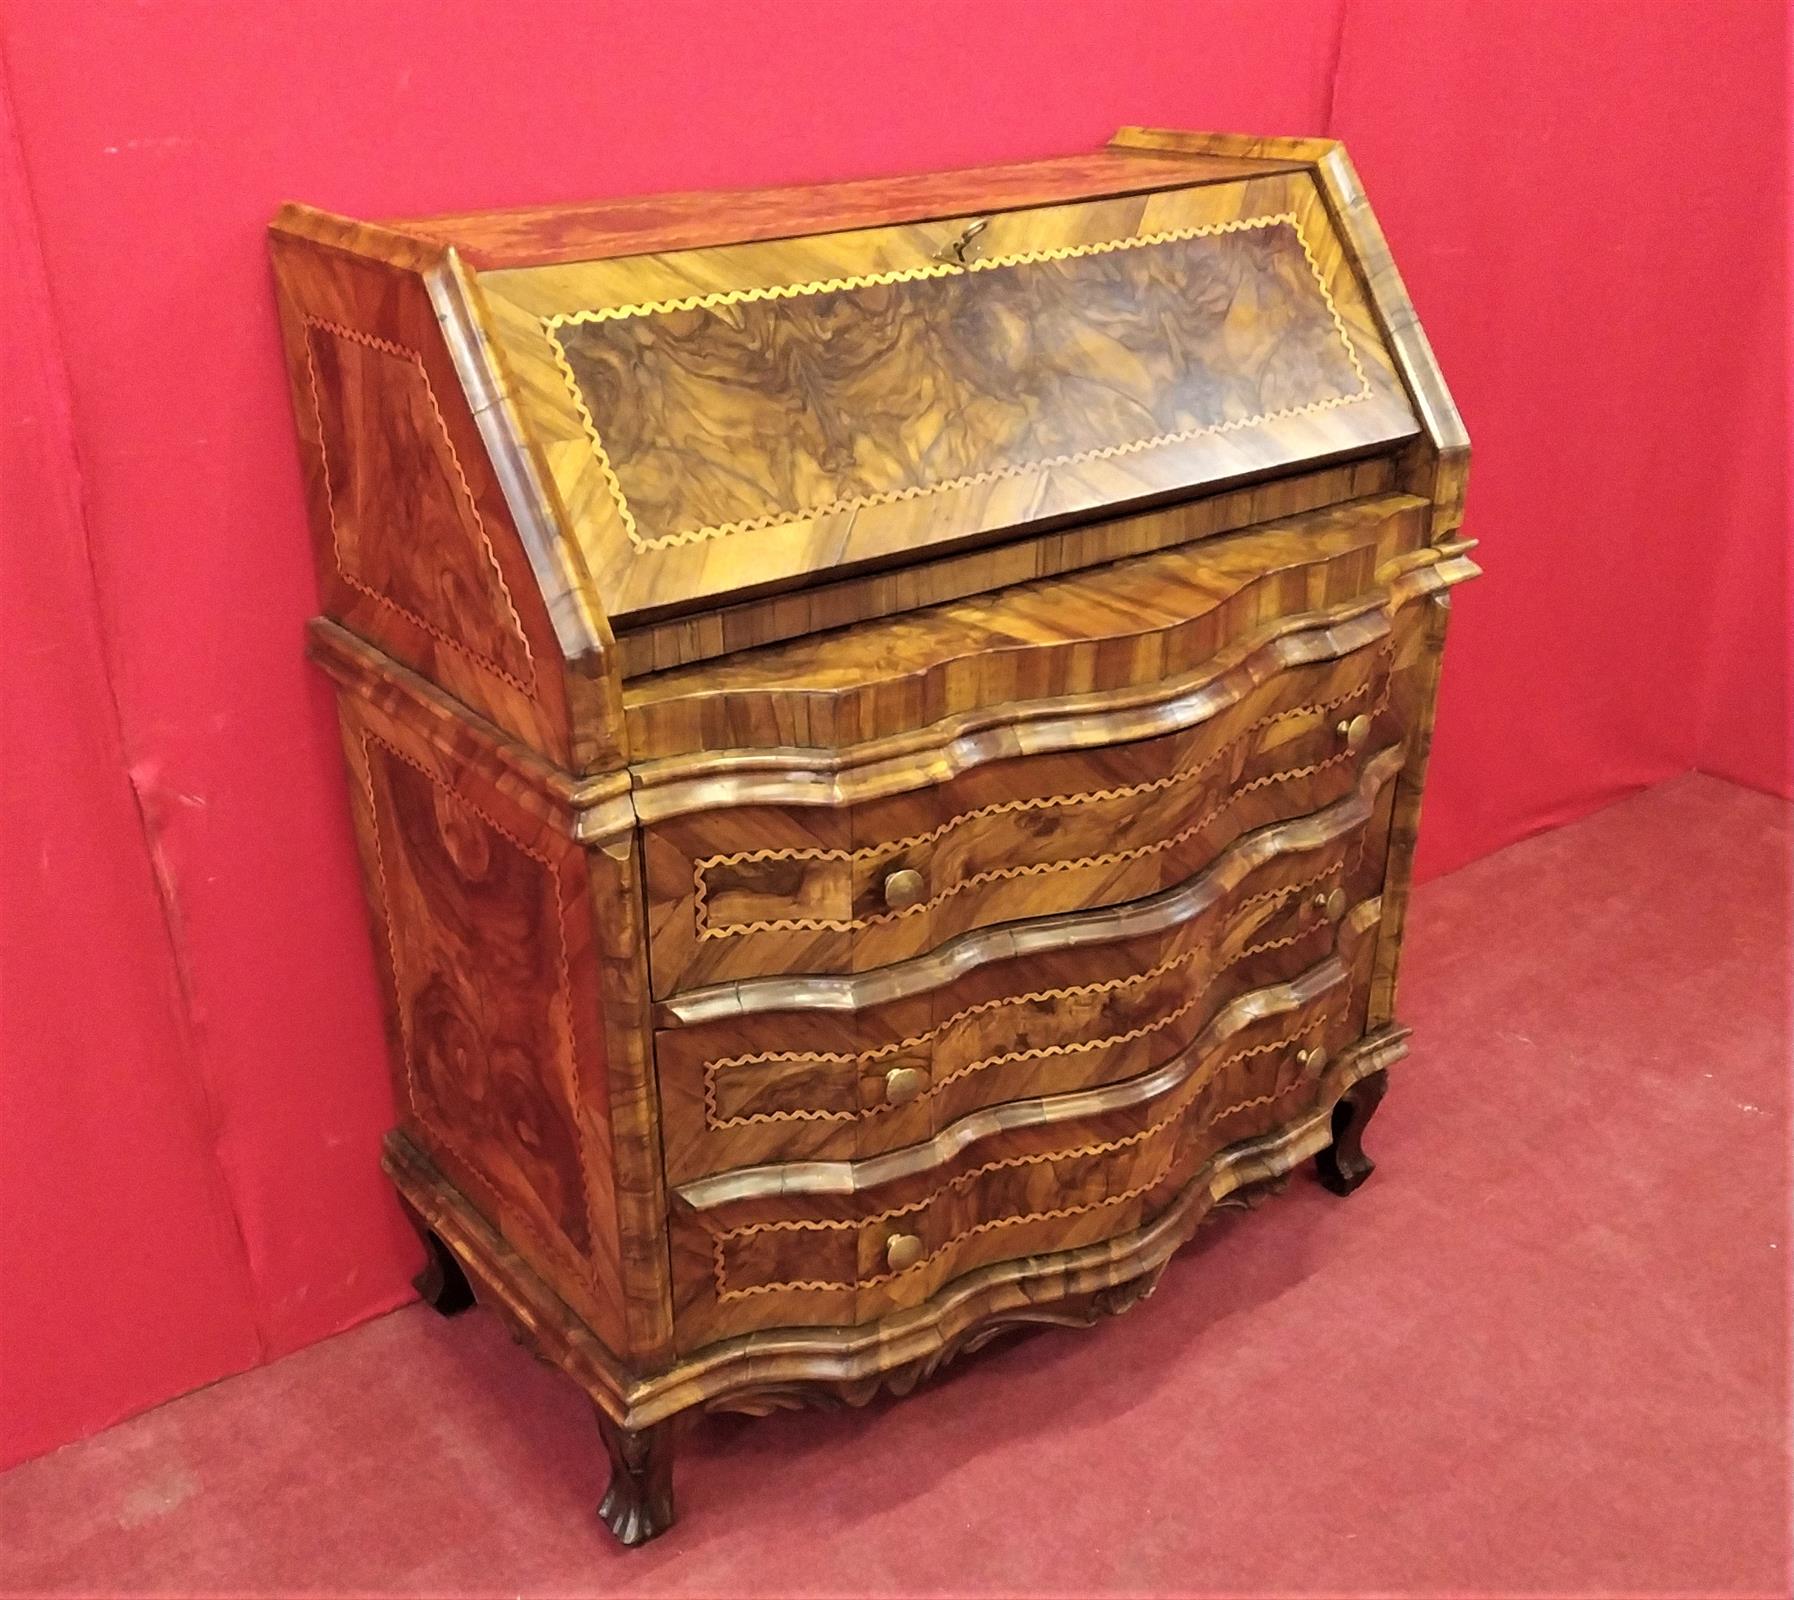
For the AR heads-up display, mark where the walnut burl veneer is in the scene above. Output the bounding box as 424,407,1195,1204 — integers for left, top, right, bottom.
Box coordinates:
271,128,1473,1546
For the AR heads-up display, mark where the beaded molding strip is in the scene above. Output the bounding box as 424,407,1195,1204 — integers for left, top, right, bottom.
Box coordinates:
542,211,1372,552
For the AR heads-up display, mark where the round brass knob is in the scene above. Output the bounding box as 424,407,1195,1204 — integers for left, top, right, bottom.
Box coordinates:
885,1231,923,1272
1312,888,1347,922
883,867,926,910
1336,713,1372,752
1297,1045,1330,1075
883,1066,927,1106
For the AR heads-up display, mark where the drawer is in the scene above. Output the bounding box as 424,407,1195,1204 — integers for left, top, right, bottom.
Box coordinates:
644,622,1407,997
655,743,1401,1184
667,959,1359,1350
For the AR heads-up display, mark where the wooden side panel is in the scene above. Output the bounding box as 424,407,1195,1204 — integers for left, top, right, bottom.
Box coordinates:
269,229,583,766
333,689,627,1352
1367,591,1452,1024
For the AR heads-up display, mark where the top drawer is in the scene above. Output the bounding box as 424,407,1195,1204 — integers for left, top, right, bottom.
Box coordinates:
643,617,1408,998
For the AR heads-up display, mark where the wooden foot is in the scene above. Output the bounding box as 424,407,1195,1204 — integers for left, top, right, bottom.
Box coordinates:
1315,1068,1389,1196
596,1411,676,1547
397,1196,475,1316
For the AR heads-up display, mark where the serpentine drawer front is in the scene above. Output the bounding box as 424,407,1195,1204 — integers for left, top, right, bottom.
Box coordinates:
643,624,1403,996
654,739,1406,1184
668,963,1354,1349
276,128,1474,1546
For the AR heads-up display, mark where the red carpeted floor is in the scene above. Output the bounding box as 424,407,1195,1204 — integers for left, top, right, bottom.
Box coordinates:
3,773,1789,1598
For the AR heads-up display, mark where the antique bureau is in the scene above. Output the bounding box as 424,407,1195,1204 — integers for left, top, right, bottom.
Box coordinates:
271,127,1473,1545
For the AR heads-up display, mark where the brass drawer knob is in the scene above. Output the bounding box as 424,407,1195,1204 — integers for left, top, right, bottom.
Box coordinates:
883,1066,927,1106
885,1231,924,1272
1336,713,1372,751
883,867,927,910
1312,888,1347,921
1297,1045,1330,1075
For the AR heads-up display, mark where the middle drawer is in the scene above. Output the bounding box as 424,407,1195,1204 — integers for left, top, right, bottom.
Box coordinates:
654,744,1401,1185
643,624,1400,999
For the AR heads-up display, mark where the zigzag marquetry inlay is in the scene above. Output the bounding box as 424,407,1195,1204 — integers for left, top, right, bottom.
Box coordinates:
543,212,1372,552
702,860,1350,1130
302,318,539,698
712,1022,1329,1300
693,664,1393,941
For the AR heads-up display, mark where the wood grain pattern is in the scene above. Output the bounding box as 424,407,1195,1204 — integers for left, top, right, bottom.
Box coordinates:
277,129,1471,1545
382,148,1305,269
643,618,1406,995
669,954,1356,1347
623,493,1429,758
479,170,1418,628
335,694,626,1351
614,459,1398,676
655,748,1400,1184
552,215,1371,551
1112,129,1471,535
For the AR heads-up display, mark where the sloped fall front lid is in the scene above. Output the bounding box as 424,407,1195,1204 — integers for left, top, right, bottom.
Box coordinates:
443,158,1420,628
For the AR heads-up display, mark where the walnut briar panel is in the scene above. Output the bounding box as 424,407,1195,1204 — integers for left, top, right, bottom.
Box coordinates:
553,215,1368,550
273,130,1471,1547
479,169,1419,625
336,696,627,1350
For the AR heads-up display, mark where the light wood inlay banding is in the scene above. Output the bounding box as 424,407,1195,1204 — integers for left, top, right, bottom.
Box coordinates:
544,211,1371,552
303,318,539,697
710,1022,1329,1300
690,664,1392,941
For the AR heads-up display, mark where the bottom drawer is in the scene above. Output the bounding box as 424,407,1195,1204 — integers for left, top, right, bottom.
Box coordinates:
667,952,1371,1350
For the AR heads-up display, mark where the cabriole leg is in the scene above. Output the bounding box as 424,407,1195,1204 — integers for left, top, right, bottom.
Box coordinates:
1315,1069,1390,1196
596,1410,677,1546
396,1195,476,1316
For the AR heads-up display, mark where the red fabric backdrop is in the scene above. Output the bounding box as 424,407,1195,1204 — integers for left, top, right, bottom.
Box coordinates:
2,0,1787,1468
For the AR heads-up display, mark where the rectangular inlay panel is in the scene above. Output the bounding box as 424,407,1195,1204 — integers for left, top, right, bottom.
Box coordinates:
550,216,1368,552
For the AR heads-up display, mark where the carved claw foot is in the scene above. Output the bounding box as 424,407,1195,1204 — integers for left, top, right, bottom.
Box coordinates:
1315,1068,1389,1196
398,1198,476,1316
596,1411,676,1547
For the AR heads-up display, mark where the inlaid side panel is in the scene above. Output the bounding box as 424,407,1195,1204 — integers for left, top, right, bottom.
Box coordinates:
269,232,599,769
334,693,626,1351
305,321,539,694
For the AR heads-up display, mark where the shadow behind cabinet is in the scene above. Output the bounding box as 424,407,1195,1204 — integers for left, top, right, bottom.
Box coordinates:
269,128,1474,1546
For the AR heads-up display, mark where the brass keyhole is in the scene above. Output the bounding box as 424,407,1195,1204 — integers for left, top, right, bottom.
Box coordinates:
934,216,990,266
